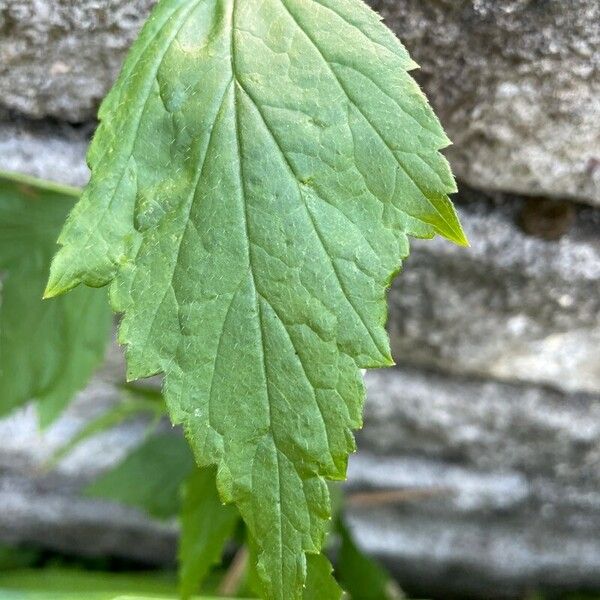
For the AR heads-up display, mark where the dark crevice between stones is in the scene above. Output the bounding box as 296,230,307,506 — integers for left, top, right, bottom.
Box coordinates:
453,181,600,243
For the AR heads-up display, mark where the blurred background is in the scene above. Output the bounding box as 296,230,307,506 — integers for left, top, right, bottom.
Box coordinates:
0,1,598,598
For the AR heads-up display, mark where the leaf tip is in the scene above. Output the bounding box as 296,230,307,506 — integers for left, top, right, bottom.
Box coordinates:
441,227,470,249
407,58,420,71
450,225,471,248
433,202,470,248
44,262,77,299
458,235,471,248
43,275,77,299
42,282,62,300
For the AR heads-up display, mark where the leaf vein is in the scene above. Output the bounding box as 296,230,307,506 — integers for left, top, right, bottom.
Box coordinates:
234,79,388,361
278,0,458,238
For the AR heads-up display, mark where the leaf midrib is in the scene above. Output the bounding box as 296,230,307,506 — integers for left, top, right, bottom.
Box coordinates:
230,0,287,595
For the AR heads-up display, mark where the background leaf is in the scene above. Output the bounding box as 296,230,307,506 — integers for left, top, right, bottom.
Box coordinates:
0,172,110,425
179,467,240,599
303,554,342,600
0,567,178,599
45,0,465,597
86,432,195,519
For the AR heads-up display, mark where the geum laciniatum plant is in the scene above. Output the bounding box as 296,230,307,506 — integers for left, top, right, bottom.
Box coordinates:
40,0,467,598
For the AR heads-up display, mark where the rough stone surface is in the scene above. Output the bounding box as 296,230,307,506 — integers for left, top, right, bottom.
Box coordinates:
1,0,598,204
373,0,600,206
0,116,91,186
0,1,154,121
389,188,600,395
347,368,600,598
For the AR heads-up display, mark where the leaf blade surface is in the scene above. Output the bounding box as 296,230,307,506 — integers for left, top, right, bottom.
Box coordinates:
46,1,465,598
179,467,240,599
86,432,195,519
0,173,110,424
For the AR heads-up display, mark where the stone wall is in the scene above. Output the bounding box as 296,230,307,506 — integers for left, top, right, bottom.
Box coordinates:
1,1,599,598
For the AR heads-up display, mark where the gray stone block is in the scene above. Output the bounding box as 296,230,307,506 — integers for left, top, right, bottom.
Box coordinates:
0,1,154,121
389,188,600,395
345,367,600,598
0,117,90,186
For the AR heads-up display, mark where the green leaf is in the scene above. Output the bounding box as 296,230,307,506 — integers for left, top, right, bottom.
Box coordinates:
0,544,40,571
111,597,250,600
45,0,466,598
303,554,343,600
86,432,195,519
179,467,240,598
336,518,402,600
0,172,110,425
245,538,340,600
112,597,241,600
0,565,235,600
0,567,178,599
